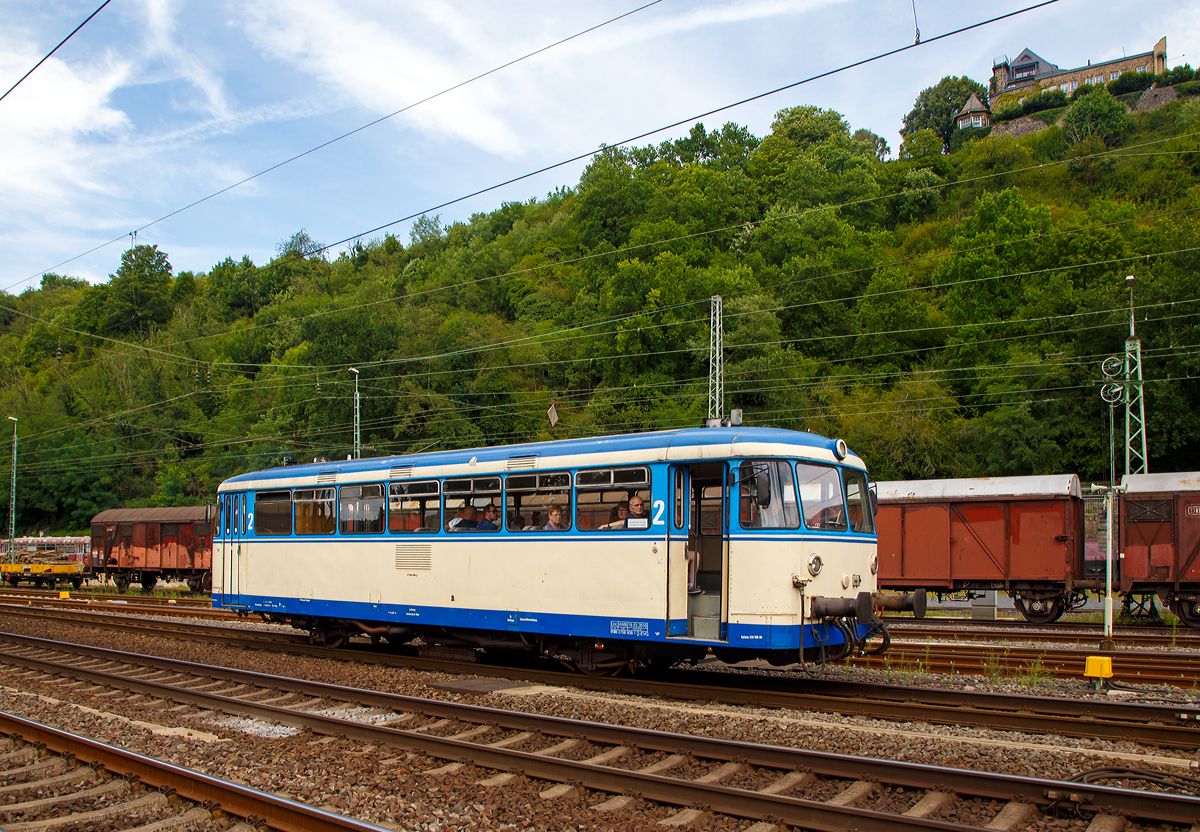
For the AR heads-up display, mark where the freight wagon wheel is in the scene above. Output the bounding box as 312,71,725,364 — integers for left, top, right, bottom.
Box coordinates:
70,577,83,589
4,577,17,587
1014,595,1064,625
1168,598,1200,630
140,575,158,592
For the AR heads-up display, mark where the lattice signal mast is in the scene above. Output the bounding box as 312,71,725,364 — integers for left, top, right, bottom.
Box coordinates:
1124,275,1148,476
707,295,724,426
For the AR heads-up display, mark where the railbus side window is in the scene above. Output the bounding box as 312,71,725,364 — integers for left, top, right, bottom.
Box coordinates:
507,472,572,531
294,488,336,535
842,470,873,534
444,477,503,532
574,467,650,531
388,481,440,533
795,463,847,531
254,490,293,536
673,469,685,531
339,484,385,535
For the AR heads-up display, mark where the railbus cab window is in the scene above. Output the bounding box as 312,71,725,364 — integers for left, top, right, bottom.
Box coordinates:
254,490,293,536
444,477,502,532
574,467,650,531
294,488,336,535
389,481,440,533
795,463,847,531
737,460,800,529
339,484,385,535
507,471,572,531
842,471,874,533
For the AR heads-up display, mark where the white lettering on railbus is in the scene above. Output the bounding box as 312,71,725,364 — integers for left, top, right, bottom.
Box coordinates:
609,620,649,637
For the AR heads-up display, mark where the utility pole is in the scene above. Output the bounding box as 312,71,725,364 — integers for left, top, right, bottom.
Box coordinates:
6,417,15,565
1124,275,1148,476
707,295,724,427
347,368,360,459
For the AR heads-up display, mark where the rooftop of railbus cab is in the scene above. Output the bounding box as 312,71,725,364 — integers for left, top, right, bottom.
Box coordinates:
220,425,859,485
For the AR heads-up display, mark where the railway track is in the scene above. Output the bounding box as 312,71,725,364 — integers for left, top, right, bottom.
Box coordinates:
0,636,1196,830
0,710,387,831
3,617,1200,753
6,598,1200,686
888,617,1200,650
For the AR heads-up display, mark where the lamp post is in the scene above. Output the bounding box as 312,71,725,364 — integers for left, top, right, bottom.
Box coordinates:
1100,357,1124,649
6,417,15,565
347,368,360,460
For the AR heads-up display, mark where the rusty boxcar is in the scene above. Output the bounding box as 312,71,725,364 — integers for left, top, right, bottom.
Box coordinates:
1120,472,1200,627
876,475,1088,623
89,506,214,592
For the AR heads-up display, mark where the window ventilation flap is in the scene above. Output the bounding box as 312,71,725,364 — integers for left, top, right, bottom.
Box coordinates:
395,544,432,570
389,465,414,479
506,454,538,470
316,471,338,484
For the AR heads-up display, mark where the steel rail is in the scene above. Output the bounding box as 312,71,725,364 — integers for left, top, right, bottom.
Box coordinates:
0,710,390,832
1,643,1197,826
2,614,1199,749
888,620,1200,649
853,643,1200,682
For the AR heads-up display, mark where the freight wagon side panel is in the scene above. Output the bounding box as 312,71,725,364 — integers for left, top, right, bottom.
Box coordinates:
949,503,1006,581
1009,501,1071,580
1179,494,1200,583
1123,498,1171,582
145,524,162,570
877,505,951,588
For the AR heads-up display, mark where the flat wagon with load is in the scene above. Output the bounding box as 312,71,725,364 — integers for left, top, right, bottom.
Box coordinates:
0,537,89,588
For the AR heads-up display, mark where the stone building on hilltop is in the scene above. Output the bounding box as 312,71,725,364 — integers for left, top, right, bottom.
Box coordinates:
991,37,1167,108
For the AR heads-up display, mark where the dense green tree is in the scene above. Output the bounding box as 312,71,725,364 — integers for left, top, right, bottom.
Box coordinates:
100,245,173,335
901,75,989,152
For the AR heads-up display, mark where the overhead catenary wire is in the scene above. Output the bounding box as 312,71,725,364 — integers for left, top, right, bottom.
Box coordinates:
0,1,112,104
8,0,1059,293
5,0,668,293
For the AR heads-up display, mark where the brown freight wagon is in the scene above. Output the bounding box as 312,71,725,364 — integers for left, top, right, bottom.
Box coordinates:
1120,472,1200,627
89,506,215,593
876,475,1088,624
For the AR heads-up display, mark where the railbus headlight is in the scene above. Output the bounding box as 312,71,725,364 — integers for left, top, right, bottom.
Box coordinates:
807,554,823,577
870,554,879,575
841,573,851,589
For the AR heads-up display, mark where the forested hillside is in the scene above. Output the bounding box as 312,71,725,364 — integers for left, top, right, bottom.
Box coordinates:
4,86,1200,533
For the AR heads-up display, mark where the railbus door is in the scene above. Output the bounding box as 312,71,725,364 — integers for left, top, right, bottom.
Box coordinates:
224,492,246,606
667,463,728,640
666,466,691,636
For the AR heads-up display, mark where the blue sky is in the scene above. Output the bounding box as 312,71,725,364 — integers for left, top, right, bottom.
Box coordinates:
1,0,1195,292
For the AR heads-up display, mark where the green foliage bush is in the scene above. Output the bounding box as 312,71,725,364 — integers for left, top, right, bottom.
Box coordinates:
1175,80,1200,97
1108,70,1154,96
1062,87,1130,146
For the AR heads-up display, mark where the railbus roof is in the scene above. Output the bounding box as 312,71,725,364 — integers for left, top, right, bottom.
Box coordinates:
218,426,863,492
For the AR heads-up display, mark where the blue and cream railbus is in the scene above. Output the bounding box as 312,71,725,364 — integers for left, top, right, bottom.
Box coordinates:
214,426,920,671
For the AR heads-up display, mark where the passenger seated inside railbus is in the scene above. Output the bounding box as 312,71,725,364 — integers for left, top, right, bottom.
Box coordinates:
447,505,478,531
475,502,500,531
